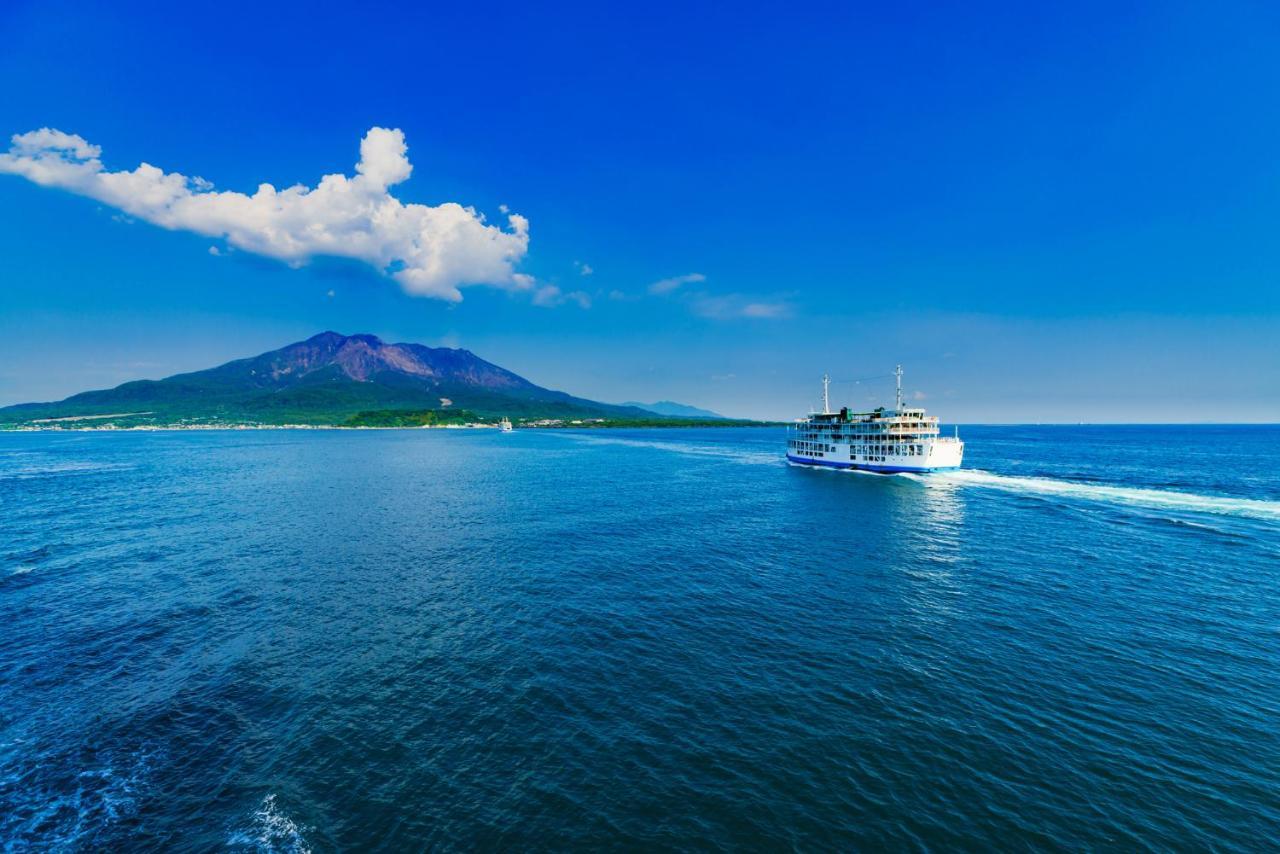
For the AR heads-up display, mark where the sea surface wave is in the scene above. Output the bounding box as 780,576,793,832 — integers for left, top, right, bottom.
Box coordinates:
1,425,1278,849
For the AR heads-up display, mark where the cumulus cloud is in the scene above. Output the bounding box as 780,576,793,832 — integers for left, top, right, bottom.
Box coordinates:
648,272,705,295
0,126,531,302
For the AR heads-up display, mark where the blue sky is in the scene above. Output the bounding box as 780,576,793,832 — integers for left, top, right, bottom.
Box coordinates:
1,1,1277,421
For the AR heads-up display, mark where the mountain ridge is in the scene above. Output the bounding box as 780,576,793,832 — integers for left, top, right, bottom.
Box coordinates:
0,332,676,426
621,400,727,419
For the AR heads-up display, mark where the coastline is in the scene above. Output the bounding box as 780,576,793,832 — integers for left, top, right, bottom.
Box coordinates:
0,421,784,433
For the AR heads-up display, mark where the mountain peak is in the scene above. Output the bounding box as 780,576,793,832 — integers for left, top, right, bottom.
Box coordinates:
0,331,711,426
304,330,382,347
254,332,515,385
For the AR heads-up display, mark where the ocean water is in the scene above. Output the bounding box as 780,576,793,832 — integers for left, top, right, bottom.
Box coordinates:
1,425,1278,850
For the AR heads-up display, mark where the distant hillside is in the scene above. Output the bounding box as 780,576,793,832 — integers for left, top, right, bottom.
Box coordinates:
0,332,663,427
623,400,727,419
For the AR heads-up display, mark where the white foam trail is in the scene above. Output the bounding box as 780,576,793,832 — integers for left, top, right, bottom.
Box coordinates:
563,434,779,465
930,469,1280,522
1,746,157,847
0,460,131,480
561,433,1280,522
227,794,311,853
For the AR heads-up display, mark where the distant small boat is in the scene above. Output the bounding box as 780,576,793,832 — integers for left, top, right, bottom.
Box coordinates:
787,366,963,472
499,417,513,432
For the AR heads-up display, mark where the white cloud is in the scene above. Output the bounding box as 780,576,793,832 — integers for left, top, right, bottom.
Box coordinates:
532,285,561,306
0,126,531,302
531,284,591,309
575,261,594,276
740,302,789,319
693,294,792,320
207,245,223,257
648,272,705,295
912,390,927,401
644,269,793,319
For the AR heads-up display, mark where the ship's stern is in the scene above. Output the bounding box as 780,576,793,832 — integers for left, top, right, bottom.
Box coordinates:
927,439,964,470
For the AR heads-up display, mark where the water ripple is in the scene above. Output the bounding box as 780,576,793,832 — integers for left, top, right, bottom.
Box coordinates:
0,426,1277,849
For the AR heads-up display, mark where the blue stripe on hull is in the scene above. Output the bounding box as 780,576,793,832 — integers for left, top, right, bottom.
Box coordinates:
785,454,959,474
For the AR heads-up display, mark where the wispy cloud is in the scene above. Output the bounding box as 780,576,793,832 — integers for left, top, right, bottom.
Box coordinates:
740,301,790,318
532,284,591,309
648,272,705,295
643,270,792,320
574,261,594,276
692,294,793,320
0,127,531,303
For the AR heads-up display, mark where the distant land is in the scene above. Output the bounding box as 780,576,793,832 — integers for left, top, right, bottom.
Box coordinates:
621,400,727,420
0,332,770,430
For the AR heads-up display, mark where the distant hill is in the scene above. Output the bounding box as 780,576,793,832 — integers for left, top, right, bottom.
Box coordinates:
623,400,728,419
0,332,665,426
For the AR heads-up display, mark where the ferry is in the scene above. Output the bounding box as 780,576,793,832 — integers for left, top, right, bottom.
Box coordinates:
499,417,513,432
786,367,963,473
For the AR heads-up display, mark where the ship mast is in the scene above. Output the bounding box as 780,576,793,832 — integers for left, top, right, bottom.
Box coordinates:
822,373,831,414
895,365,903,413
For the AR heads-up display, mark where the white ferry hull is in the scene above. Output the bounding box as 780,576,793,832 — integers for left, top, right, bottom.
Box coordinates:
786,454,960,474
786,421,964,473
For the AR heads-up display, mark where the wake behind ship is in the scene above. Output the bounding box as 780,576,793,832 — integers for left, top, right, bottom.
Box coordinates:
786,366,963,473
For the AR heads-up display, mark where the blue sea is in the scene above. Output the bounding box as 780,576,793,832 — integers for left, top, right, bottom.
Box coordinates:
2,425,1278,850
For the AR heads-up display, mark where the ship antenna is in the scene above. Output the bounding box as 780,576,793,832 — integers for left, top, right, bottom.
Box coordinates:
822,372,831,415
895,364,903,413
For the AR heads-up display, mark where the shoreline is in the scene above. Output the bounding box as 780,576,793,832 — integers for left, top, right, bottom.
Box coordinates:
2,422,1272,433
0,422,784,433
